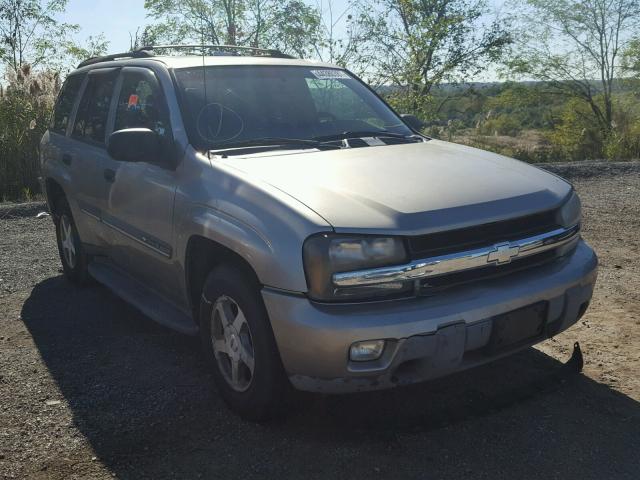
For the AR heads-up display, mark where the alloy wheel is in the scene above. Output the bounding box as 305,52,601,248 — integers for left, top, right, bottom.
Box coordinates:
210,295,256,392
59,214,77,269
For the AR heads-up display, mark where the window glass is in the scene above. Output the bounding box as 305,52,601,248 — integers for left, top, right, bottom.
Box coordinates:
72,70,117,145
174,66,411,149
306,78,383,128
51,74,84,134
114,70,171,138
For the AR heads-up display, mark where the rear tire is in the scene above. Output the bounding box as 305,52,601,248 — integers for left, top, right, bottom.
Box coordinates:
54,197,90,285
199,264,288,421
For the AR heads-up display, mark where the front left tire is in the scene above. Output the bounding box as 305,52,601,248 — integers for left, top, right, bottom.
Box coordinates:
199,264,288,421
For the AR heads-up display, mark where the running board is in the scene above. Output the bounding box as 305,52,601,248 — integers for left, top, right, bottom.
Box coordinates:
88,260,198,335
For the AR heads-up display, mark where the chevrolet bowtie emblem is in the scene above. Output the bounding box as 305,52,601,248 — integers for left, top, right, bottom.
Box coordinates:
487,242,520,265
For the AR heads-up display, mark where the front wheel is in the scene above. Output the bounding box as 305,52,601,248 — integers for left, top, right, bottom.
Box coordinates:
199,264,288,421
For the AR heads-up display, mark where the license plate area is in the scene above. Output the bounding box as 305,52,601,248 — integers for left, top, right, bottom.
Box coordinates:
486,301,548,354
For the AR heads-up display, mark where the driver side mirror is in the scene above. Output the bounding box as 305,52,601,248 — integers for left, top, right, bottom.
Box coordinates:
107,128,175,167
401,114,426,132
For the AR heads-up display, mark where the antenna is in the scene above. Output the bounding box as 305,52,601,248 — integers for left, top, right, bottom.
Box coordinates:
200,22,210,156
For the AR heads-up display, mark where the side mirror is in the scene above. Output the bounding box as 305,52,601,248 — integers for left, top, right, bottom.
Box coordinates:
401,114,426,132
107,128,165,165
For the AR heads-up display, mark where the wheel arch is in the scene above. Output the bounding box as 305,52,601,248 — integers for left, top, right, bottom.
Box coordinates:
44,177,67,218
185,235,262,323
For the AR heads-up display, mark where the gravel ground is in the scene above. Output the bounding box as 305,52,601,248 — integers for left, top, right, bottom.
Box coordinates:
1,161,639,480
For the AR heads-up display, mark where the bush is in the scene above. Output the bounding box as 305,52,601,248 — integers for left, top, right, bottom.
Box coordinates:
604,125,640,160
458,134,566,163
546,96,640,161
546,98,605,161
0,65,59,201
478,114,522,136
604,107,640,160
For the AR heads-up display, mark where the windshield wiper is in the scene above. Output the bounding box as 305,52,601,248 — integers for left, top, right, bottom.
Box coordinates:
209,137,342,154
313,131,422,142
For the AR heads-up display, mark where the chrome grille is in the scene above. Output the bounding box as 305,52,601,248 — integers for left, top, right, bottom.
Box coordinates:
407,209,560,259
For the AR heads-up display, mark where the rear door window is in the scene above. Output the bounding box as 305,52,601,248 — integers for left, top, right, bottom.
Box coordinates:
51,74,85,135
72,69,118,146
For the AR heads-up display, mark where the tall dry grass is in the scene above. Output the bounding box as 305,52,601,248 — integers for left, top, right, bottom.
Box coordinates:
0,65,60,201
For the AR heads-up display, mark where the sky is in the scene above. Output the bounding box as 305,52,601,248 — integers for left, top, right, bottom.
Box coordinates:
61,0,506,81
63,0,148,53
62,0,355,53
63,0,507,52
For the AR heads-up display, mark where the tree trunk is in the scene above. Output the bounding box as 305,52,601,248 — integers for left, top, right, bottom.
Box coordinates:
227,23,237,45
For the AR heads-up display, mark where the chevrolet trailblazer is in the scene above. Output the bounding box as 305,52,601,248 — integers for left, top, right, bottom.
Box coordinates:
40,45,597,420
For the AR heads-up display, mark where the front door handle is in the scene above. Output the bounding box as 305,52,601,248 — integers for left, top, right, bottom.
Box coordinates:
103,168,116,183
62,154,72,166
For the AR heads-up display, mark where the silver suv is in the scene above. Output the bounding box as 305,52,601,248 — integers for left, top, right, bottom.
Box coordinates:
40,46,597,420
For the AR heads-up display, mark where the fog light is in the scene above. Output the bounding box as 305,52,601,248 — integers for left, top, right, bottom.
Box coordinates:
350,340,385,362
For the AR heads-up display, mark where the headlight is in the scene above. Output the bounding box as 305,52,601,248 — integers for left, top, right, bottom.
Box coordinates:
557,191,582,227
303,234,412,301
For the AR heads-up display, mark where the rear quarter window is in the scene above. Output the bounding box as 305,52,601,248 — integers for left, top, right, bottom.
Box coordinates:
51,74,85,135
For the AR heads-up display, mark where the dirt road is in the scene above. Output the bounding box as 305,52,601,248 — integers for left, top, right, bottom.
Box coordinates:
1,162,639,479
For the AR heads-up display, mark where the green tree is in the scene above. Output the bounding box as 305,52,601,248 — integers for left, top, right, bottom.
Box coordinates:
547,97,605,160
506,0,640,139
313,0,364,68
254,0,322,57
0,0,108,199
65,34,109,66
623,37,640,81
356,0,511,119
144,0,322,57
0,0,108,74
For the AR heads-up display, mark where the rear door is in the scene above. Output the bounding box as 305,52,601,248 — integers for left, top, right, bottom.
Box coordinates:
42,72,85,197
64,68,119,248
101,66,181,303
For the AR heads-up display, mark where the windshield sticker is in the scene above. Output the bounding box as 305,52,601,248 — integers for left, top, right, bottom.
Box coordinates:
127,94,139,107
310,69,351,80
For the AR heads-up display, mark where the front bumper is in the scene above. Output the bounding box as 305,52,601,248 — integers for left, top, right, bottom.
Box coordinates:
262,240,597,393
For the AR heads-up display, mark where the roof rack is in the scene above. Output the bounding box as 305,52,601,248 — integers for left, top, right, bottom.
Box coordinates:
77,44,295,68
77,47,154,68
144,44,296,59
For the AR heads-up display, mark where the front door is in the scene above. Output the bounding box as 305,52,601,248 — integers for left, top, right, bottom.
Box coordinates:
101,67,181,304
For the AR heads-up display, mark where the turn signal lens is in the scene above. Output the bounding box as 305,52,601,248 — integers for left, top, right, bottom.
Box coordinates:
558,191,582,227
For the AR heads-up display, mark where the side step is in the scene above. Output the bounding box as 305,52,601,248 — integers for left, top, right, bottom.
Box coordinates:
88,260,198,335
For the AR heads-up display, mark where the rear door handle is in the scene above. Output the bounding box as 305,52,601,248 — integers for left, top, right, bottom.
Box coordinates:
62,154,72,166
103,168,116,183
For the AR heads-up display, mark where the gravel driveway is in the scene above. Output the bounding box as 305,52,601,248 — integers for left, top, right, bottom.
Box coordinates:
1,162,639,479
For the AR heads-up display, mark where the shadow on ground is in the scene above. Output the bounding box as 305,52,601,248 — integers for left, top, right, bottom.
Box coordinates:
21,276,640,479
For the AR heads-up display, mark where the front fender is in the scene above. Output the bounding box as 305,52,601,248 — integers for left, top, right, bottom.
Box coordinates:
173,150,332,294
176,203,320,292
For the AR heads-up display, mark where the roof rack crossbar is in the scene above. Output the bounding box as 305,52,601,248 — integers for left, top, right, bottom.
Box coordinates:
77,44,295,68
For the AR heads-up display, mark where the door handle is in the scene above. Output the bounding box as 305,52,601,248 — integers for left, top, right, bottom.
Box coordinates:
62,154,72,166
103,168,116,183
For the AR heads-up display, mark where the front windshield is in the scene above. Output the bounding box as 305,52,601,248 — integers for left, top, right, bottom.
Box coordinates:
173,65,413,150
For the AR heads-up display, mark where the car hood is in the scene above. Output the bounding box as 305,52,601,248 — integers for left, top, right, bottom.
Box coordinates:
216,139,572,235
